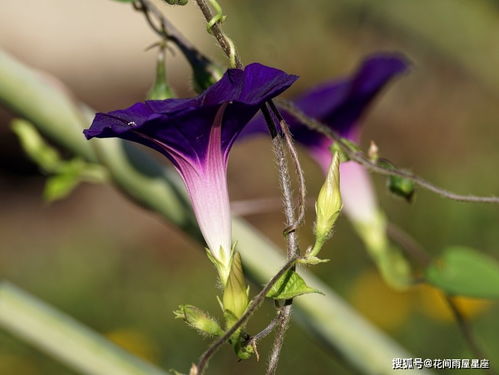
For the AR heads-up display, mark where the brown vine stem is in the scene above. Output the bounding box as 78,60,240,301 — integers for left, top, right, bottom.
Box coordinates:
193,256,299,375
268,100,307,231
134,0,219,79
192,2,306,373
194,0,242,69
443,296,492,373
275,98,499,204
261,104,300,375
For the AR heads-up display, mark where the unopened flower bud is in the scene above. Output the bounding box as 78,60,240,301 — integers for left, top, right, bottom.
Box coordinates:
368,140,379,163
222,251,249,326
315,152,342,237
173,305,223,337
147,45,175,100
306,152,342,260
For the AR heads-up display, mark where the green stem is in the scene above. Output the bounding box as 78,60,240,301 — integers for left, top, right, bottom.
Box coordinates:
0,282,170,375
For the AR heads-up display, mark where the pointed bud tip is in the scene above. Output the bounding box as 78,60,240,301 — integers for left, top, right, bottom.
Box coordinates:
314,152,343,242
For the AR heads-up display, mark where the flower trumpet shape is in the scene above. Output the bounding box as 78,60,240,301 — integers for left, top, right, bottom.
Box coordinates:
84,63,297,283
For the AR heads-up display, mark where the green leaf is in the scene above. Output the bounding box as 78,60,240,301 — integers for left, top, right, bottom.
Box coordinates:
426,246,499,299
266,270,323,300
112,0,134,3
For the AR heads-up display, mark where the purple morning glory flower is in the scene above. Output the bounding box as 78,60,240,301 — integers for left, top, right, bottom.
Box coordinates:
84,63,298,282
244,54,409,224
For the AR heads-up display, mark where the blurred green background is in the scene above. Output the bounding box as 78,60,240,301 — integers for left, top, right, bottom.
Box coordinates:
0,0,498,373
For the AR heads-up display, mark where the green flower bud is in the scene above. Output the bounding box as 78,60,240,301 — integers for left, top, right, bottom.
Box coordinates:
222,251,249,325
173,305,223,337
309,152,342,258
147,45,175,100
234,337,254,360
388,175,415,202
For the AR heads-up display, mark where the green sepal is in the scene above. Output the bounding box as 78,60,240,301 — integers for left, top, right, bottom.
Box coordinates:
425,246,499,299
221,311,254,361
266,269,323,300
215,295,224,312
298,256,330,265
169,369,186,375
173,305,223,337
223,251,249,321
223,309,239,331
233,334,254,360
205,244,234,286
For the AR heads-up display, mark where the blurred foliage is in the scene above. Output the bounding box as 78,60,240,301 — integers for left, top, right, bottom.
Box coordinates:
426,246,499,299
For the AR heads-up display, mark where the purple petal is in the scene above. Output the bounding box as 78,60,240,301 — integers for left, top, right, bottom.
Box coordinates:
295,53,409,141
84,63,297,165
242,53,409,147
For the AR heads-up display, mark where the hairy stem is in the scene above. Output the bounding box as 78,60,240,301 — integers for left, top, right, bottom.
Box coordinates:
268,100,307,231
194,256,299,375
275,98,499,204
261,103,300,375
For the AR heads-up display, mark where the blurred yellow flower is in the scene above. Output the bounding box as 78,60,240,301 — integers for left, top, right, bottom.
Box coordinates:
105,328,159,363
417,285,493,322
349,269,414,331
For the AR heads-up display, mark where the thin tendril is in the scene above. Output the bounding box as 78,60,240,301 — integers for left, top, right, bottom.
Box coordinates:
194,0,242,68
